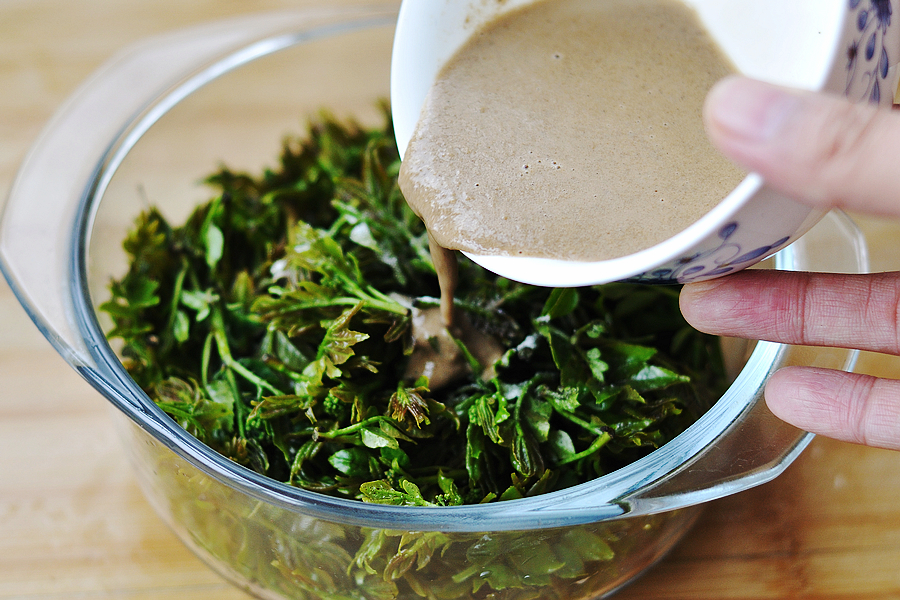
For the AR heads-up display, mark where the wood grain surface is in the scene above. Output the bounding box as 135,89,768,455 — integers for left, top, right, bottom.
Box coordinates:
2,2,900,599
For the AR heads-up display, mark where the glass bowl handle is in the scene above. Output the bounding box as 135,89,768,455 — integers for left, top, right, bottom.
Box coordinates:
0,7,397,414
617,211,868,513
513,211,867,520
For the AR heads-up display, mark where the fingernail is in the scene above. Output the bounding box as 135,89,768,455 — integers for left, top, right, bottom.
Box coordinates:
679,278,731,327
705,76,803,143
681,278,729,306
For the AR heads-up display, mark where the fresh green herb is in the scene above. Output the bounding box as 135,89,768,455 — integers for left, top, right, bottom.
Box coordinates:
103,106,726,506
138,431,700,600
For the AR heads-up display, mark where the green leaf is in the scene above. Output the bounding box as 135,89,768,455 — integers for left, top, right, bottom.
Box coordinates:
289,439,323,484
388,382,431,428
604,341,658,379
583,321,606,339
541,287,579,319
465,421,486,486
498,485,524,502
205,377,237,415
319,302,369,367
534,317,584,387
172,310,190,343
547,430,577,463
349,221,379,251
272,330,311,371
469,393,510,445
359,479,434,506
361,426,400,449
436,471,464,506
521,394,552,443
585,347,609,382
181,289,218,322
552,543,586,579
628,364,690,392
510,423,544,477
204,222,224,269
329,448,372,477
482,563,521,591
507,539,566,577
380,446,411,470
152,377,233,440
249,394,315,421
544,387,581,413
564,528,615,562
359,480,404,504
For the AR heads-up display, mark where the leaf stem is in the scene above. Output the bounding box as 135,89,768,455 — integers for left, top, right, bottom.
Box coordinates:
556,432,613,465
211,306,286,396
201,331,213,388
314,415,392,439
556,408,608,437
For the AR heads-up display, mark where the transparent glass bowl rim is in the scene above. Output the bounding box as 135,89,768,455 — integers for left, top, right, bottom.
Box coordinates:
0,5,864,532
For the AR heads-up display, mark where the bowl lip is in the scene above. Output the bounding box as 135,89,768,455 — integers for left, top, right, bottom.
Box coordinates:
460,175,768,287
52,8,856,532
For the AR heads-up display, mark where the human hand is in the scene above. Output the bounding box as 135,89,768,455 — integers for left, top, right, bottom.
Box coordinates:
680,76,900,451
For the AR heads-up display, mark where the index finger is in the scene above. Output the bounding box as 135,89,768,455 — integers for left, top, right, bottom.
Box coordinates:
705,77,900,219
679,269,900,354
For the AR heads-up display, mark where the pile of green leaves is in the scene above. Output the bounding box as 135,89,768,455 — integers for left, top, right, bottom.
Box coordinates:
102,107,726,506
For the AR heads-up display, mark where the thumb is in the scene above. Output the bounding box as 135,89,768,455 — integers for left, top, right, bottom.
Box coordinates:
705,75,900,218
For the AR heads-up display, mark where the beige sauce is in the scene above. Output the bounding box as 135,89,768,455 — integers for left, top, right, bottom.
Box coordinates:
399,0,744,317
404,306,505,388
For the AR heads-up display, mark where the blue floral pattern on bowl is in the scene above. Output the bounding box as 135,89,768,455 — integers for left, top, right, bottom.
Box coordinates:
628,223,792,284
628,0,897,285
847,0,894,103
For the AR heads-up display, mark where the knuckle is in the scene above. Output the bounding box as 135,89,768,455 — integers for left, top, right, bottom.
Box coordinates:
849,377,900,449
890,278,900,354
883,282,900,355
835,374,878,446
772,274,812,344
861,273,900,354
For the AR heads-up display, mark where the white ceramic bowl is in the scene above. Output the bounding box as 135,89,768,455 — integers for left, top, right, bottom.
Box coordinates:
391,0,899,286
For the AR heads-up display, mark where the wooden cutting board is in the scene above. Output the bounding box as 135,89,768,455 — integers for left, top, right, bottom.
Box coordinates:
1,2,899,599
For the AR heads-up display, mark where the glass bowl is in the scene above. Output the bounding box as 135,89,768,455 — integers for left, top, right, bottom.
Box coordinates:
0,5,866,599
